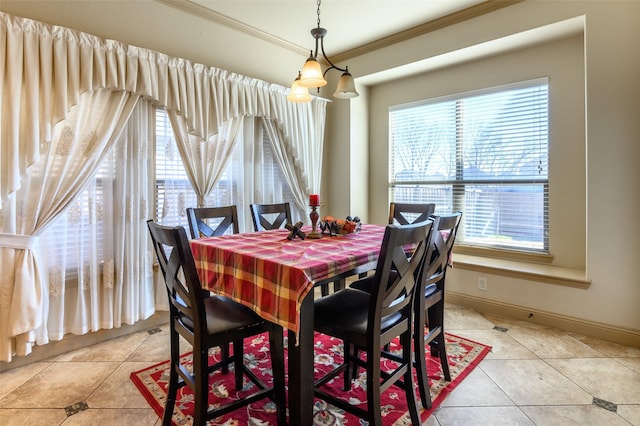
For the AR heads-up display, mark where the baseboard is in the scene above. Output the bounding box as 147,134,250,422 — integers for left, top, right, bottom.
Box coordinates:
0,311,169,372
447,291,640,348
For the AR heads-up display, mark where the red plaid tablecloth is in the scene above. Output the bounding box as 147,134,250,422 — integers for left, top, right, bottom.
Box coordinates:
190,224,386,336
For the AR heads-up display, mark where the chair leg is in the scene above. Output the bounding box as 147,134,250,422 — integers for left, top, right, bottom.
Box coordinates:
268,326,287,426
366,348,383,426
233,339,244,390
221,342,230,374
333,278,345,292
192,347,209,425
427,301,443,356
320,284,329,297
428,303,451,381
435,332,451,381
414,321,432,410
343,341,356,391
162,328,180,426
162,365,178,426
402,330,421,426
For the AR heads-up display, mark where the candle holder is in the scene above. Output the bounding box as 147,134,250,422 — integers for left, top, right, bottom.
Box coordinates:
307,204,322,239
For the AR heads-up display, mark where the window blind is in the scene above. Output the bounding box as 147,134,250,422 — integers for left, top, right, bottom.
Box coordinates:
389,78,549,252
155,108,197,228
41,153,110,273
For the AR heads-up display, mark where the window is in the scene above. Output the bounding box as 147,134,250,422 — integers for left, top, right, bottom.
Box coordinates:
154,110,298,231
154,109,197,228
41,151,111,274
389,79,549,252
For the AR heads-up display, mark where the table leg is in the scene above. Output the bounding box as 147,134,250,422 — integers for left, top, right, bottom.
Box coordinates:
287,293,315,425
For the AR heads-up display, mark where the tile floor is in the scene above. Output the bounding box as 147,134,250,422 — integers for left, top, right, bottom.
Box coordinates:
1,303,639,425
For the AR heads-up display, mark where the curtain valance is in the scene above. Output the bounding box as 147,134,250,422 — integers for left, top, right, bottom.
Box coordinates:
0,11,328,205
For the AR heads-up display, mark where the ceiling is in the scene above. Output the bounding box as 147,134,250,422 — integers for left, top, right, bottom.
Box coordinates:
152,0,582,86
157,0,492,60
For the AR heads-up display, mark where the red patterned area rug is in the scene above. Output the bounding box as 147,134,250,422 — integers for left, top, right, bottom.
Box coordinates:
130,331,491,425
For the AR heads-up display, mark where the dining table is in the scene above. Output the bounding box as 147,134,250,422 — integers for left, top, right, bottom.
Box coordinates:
190,223,387,425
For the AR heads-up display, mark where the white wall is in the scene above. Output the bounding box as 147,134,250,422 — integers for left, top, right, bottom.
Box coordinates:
326,1,640,335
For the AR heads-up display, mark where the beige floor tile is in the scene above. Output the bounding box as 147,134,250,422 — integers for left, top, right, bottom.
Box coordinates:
546,358,640,404
567,332,640,358
434,406,534,425
448,329,538,360
617,404,640,425
126,326,173,362
60,407,159,425
444,304,496,330
423,414,441,426
86,362,157,409
520,405,631,426
506,325,604,358
440,368,514,407
480,359,593,405
0,361,120,409
0,408,67,425
56,331,150,362
615,356,640,374
0,361,52,399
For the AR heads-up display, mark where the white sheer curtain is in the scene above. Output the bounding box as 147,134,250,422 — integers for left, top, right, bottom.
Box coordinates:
262,117,312,215
109,100,156,327
0,90,139,360
43,99,155,340
168,112,243,207
0,11,328,362
260,99,327,222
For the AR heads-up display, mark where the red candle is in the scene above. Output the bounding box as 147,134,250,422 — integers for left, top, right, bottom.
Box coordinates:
309,194,320,206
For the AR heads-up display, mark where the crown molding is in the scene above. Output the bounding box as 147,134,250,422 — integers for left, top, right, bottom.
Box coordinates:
153,0,308,56
330,0,525,63
154,0,523,63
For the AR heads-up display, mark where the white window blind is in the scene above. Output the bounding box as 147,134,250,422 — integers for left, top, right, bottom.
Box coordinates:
41,154,110,273
155,108,197,228
389,78,549,252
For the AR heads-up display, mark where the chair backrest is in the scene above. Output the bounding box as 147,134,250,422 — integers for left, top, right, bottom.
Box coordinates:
422,211,463,290
147,220,208,336
389,202,436,226
368,221,433,339
250,202,292,231
186,205,239,239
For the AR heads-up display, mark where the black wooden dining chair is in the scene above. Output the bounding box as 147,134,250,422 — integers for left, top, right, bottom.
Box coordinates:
313,221,433,426
349,210,462,409
185,205,240,374
250,202,292,231
413,211,462,409
186,205,239,239
389,202,436,226
147,220,286,426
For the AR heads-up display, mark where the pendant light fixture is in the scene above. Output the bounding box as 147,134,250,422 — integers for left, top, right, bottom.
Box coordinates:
288,0,359,102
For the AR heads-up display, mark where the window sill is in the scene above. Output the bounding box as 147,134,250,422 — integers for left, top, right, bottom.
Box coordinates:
451,253,590,289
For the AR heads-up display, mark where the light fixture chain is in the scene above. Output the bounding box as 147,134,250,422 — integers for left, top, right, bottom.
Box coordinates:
316,0,321,28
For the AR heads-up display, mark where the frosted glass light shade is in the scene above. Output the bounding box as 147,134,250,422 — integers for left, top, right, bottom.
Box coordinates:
299,56,327,88
333,71,359,99
287,77,312,103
